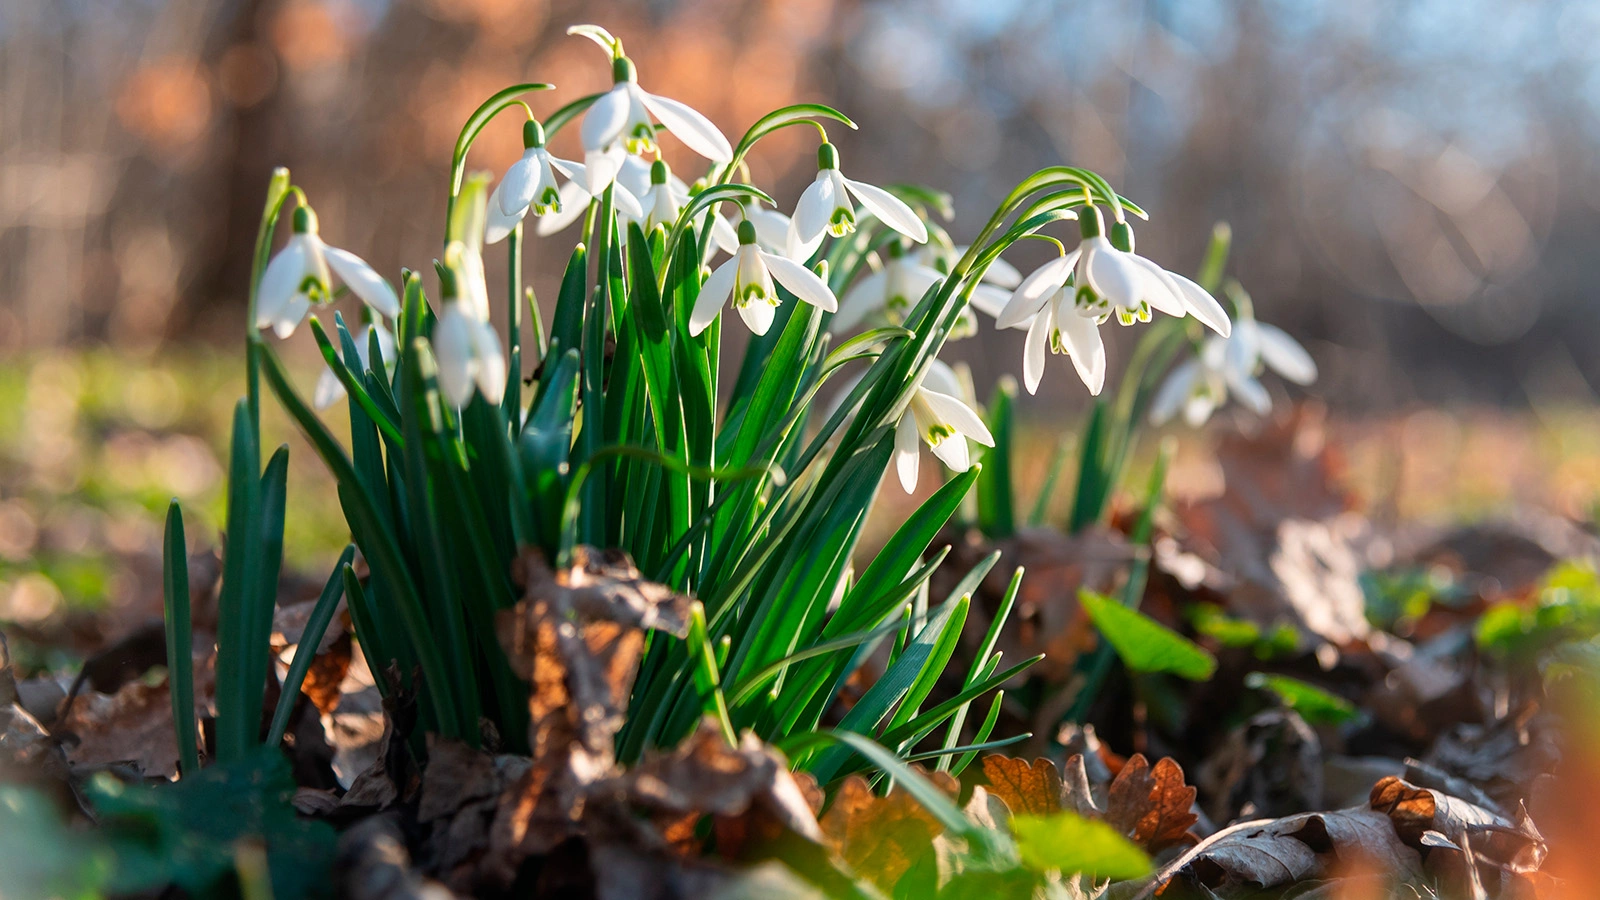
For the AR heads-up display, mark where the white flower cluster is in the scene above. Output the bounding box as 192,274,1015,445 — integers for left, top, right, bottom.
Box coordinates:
255,24,1312,493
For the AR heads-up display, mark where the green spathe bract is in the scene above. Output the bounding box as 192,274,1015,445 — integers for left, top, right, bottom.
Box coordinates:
156,32,1233,888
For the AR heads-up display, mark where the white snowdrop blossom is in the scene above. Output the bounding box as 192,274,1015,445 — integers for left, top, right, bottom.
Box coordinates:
833,243,1008,336
432,240,507,409
577,50,732,194
256,206,399,339
689,220,838,336
790,142,928,248
1149,309,1316,426
892,359,995,493
487,119,642,244
314,320,397,410
994,208,1231,339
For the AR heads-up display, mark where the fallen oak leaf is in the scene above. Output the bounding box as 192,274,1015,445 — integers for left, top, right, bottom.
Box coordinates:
979,756,1063,818
1103,754,1199,855
819,774,943,892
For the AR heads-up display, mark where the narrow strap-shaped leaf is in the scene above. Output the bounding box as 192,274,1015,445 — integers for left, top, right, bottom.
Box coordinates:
950,690,1005,777
257,342,462,739
975,377,1015,538
309,316,403,446
266,544,355,747
162,501,199,776
246,167,292,436
214,401,261,763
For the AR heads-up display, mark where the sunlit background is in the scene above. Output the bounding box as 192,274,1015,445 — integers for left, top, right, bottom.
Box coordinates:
5,0,1600,628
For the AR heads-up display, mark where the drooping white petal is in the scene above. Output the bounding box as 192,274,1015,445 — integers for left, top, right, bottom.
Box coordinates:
274,295,309,338
1126,255,1188,318
894,413,921,493
256,238,308,331
1056,303,1107,395
745,206,792,255
611,181,645,220
485,183,526,245
498,150,541,215
737,297,776,335
761,251,838,312
1148,359,1200,425
1183,392,1218,428
968,283,1011,320
842,178,927,243
1081,240,1142,310
919,388,994,447
534,181,593,236
919,359,964,398
1168,272,1232,338
1255,323,1317,385
314,368,346,410
580,85,632,153
688,258,739,336
928,429,971,472
832,269,887,331
636,89,733,162
1022,309,1050,395
996,251,1079,330
583,144,627,195
471,318,507,405
1225,319,1261,382
546,155,584,182
791,174,837,244
324,246,399,319
1229,373,1272,415
983,254,1023,288
433,305,478,408
711,210,741,255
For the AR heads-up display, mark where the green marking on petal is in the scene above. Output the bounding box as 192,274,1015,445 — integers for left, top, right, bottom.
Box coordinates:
827,207,855,237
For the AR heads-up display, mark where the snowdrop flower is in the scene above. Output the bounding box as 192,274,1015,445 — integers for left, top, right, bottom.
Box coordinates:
1150,308,1316,426
892,359,995,493
487,119,642,244
790,142,927,247
313,320,396,410
432,241,506,408
689,220,838,336
256,206,398,339
994,208,1231,339
578,51,732,194
833,242,1008,336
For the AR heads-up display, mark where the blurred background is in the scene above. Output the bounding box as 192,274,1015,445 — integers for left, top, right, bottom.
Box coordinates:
5,0,1600,629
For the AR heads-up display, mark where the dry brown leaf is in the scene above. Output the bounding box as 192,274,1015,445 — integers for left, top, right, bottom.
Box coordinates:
59,677,178,778
498,546,691,773
820,774,943,891
980,755,1063,817
1104,754,1200,854
1370,775,1546,875
484,548,694,885
978,751,1201,854
1156,806,1423,894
